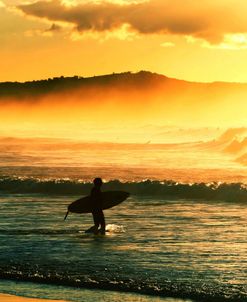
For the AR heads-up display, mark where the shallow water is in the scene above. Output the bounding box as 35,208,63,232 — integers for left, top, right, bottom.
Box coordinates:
0,280,192,302
0,193,247,301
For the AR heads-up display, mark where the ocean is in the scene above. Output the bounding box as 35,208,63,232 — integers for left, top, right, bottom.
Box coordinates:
0,131,247,301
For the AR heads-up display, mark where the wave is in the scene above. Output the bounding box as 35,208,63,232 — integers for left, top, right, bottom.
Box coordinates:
236,153,247,166
223,137,247,155
0,266,245,302
0,176,247,202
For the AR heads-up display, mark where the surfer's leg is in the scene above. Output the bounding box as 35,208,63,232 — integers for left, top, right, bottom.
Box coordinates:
99,210,105,234
92,211,100,233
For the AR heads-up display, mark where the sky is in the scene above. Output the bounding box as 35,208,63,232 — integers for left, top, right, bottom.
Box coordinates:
2,0,247,83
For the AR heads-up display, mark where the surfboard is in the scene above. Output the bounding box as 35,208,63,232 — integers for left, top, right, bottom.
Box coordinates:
64,191,129,220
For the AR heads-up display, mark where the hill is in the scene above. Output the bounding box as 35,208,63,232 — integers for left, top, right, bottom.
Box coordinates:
0,70,247,130
0,71,170,99
1,70,247,103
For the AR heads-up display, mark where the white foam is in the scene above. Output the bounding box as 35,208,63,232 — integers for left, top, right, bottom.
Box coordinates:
106,224,125,233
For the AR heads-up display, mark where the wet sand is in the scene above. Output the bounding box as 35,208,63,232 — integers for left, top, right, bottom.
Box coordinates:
0,293,66,302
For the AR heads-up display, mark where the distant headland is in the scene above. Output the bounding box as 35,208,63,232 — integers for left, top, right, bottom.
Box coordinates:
0,70,246,100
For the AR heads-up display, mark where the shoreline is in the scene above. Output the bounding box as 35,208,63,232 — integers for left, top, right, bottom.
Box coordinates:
0,293,66,302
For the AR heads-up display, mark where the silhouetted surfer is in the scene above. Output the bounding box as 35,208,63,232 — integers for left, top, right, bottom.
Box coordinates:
90,178,105,234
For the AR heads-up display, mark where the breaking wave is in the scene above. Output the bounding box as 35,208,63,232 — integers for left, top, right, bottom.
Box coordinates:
0,176,247,202
0,265,245,302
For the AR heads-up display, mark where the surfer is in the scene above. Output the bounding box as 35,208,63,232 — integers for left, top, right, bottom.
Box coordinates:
90,177,106,234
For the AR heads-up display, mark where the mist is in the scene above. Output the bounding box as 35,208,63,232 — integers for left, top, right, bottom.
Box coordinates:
1,72,247,141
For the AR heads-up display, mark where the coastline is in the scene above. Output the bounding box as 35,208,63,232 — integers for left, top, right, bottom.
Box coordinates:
0,279,195,302
0,293,66,302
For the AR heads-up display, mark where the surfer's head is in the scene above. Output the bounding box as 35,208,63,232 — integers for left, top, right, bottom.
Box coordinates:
93,177,103,187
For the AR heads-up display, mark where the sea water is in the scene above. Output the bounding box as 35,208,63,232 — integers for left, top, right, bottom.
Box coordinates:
0,134,247,301
0,179,247,301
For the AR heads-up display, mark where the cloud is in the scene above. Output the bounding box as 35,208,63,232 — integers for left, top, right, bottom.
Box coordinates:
24,23,63,37
202,34,247,50
17,0,247,45
47,23,61,31
161,41,175,48
70,23,137,41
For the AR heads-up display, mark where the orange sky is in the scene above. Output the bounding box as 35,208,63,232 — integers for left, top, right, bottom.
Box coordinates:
2,0,247,82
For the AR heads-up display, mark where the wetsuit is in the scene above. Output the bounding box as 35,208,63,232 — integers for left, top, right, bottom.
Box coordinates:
90,186,105,231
